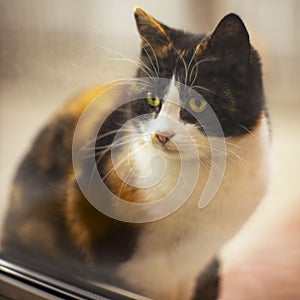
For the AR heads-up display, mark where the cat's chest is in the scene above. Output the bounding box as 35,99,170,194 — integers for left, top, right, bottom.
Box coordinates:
132,142,184,202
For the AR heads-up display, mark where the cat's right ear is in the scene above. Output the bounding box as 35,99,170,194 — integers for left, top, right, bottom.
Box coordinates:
134,7,172,58
208,13,250,60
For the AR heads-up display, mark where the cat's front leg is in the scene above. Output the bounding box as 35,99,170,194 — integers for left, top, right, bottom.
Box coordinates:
118,255,195,300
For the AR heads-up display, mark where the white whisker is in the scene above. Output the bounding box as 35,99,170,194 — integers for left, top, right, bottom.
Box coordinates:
141,37,160,77
80,128,138,151
191,85,221,98
172,46,188,85
189,57,218,86
102,143,147,182
97,43,156,78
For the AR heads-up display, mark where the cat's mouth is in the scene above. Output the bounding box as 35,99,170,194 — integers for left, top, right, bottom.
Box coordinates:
150,134,180,158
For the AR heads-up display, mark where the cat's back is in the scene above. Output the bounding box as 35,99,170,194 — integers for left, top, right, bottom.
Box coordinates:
1,84,117,258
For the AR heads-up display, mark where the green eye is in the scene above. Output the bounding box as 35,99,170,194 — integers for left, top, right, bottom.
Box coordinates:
189,97,207,113
146,92,161,107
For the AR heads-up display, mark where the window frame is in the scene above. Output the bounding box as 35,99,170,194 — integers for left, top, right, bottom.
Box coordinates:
0,257,148,300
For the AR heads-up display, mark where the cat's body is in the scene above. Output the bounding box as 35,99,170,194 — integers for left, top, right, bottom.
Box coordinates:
1,8,270,299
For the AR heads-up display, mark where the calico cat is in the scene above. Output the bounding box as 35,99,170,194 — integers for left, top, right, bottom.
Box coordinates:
1,7,270,300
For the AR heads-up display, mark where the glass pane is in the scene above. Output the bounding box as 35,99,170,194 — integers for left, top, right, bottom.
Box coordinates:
1,2,300,300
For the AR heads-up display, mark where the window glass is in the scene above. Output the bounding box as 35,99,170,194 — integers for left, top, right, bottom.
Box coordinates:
1,1,300,299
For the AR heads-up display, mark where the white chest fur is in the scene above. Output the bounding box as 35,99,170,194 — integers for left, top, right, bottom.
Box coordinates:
117,116,271,300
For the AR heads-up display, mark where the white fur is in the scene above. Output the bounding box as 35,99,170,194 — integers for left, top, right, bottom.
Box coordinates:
116,78,271,299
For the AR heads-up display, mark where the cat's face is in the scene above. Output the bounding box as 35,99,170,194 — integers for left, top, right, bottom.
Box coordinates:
123,8,265,160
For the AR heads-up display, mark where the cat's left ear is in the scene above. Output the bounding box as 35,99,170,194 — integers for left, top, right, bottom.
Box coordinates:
134,7,172,58
208,13,250,60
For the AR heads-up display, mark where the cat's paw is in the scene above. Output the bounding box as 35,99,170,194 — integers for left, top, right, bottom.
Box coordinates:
117,256,193,299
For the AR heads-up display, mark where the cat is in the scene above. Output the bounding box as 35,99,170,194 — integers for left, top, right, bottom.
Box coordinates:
1,7,271,300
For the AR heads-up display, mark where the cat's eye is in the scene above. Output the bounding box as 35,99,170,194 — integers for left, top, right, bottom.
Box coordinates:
189,97,207,113
146,92,161,107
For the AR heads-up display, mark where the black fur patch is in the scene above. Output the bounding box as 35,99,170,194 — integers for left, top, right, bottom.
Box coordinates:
191,258,220,300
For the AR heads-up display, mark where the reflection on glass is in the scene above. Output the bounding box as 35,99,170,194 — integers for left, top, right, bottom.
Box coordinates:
1,2,300,300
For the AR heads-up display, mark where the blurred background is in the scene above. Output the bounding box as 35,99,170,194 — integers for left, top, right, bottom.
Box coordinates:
0,0,300,228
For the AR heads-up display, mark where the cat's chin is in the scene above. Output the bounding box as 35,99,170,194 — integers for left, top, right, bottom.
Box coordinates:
150,142,200,162
151,143,181,160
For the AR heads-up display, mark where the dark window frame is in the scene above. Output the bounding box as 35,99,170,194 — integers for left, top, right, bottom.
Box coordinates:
0,257,148,300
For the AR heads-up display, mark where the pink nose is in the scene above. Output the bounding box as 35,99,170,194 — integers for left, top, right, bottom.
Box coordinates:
155,131,175,144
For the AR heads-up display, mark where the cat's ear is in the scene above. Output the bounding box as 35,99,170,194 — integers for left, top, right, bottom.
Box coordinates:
208,13,250,59
134,7,172,58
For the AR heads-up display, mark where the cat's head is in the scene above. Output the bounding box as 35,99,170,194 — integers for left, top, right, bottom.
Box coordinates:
123,7,265,160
